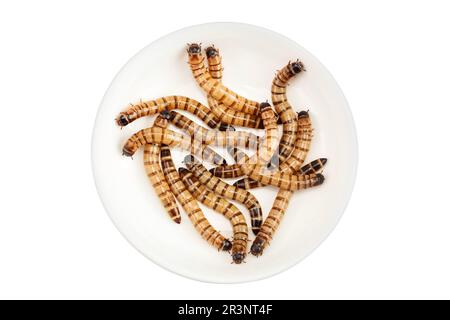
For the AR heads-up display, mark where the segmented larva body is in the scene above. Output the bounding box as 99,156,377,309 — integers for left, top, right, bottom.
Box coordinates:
165,111,226,165
143,112,181,223
184,156,262,236
160,146,231,252
205,46,223,81
209,147,249,179
239,102,279,176
115,95,220,129
179,168,248,264
236,158,327,190
271,60,305,163
250,159,328,256
204,46,266,129
241,164,324,191
187,43,260,116
167,111,261,149
235,111,314,189
208,97,266,129
250,110,316,256
122,127,259,158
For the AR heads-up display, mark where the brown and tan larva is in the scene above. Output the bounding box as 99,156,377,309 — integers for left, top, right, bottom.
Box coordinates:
143,112,181,223
179,167,248,264
250,110,319,256
209,147,249,179
271,60,305,163
160,145,231,252
241,161,324,191
235,158,328,190
235,111,315,189
122,127,259,158
205,45,223,81
187,43,260,116
115,95,221,129
184,156,262,236
239,102,279,171
167,111,261,149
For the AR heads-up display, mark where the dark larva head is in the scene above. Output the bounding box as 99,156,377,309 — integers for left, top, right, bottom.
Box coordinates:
250,237,265,256
232,252,246,264
314,173,325,186
116,114,130,127
222,239,232,252
160,110,171,120
289,60,305,75
259,101,272,112
205,46,218,58
178,167,189,178
297,110,309,118
219,123,236,131
183,154,200,169
122,141,137,157
187,43,202,56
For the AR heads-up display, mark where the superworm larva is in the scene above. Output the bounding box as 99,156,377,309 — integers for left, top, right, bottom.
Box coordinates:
235,111,315,189
179,168,248,264
250,110,317,256
184,156,262,236
209,147,249,179
160,146,231,252
122,127,259,158
115,95,220,129
205,45,223,81
143,112,181,223
239,102,279,176
271,60,305,163
238,107,324,191
236,158,327,190
240,163,324,191
187,43,260,116
167,111,261,149
165,111,226,165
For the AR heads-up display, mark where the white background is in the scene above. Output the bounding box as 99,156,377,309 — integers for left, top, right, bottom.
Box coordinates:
0,0,449,299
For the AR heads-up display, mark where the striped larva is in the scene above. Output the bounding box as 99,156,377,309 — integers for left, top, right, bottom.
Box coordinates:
179,167,248,264
143,112,181,223
115,95,220,129
167,111,261,149
122,127,259,158
236,158,328,190
205,45,223,81
160,146,231,252
209,147,249,179
236,111,315,189
250,110,316,256
239,102,279,174
271,60,305,163
184,156,262,236
240,163,324,191
187,43,260,116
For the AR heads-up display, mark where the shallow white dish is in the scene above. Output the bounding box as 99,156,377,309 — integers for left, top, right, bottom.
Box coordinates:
92,22,357,283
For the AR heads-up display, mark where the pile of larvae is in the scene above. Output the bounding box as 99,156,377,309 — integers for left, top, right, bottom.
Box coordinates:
117,43,327,264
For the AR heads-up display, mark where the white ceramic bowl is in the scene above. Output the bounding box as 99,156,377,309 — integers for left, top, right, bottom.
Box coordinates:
92,22,357,283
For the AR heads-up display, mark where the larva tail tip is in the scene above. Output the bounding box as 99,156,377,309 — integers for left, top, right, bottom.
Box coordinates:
320,158,328,166
173,216,181,224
